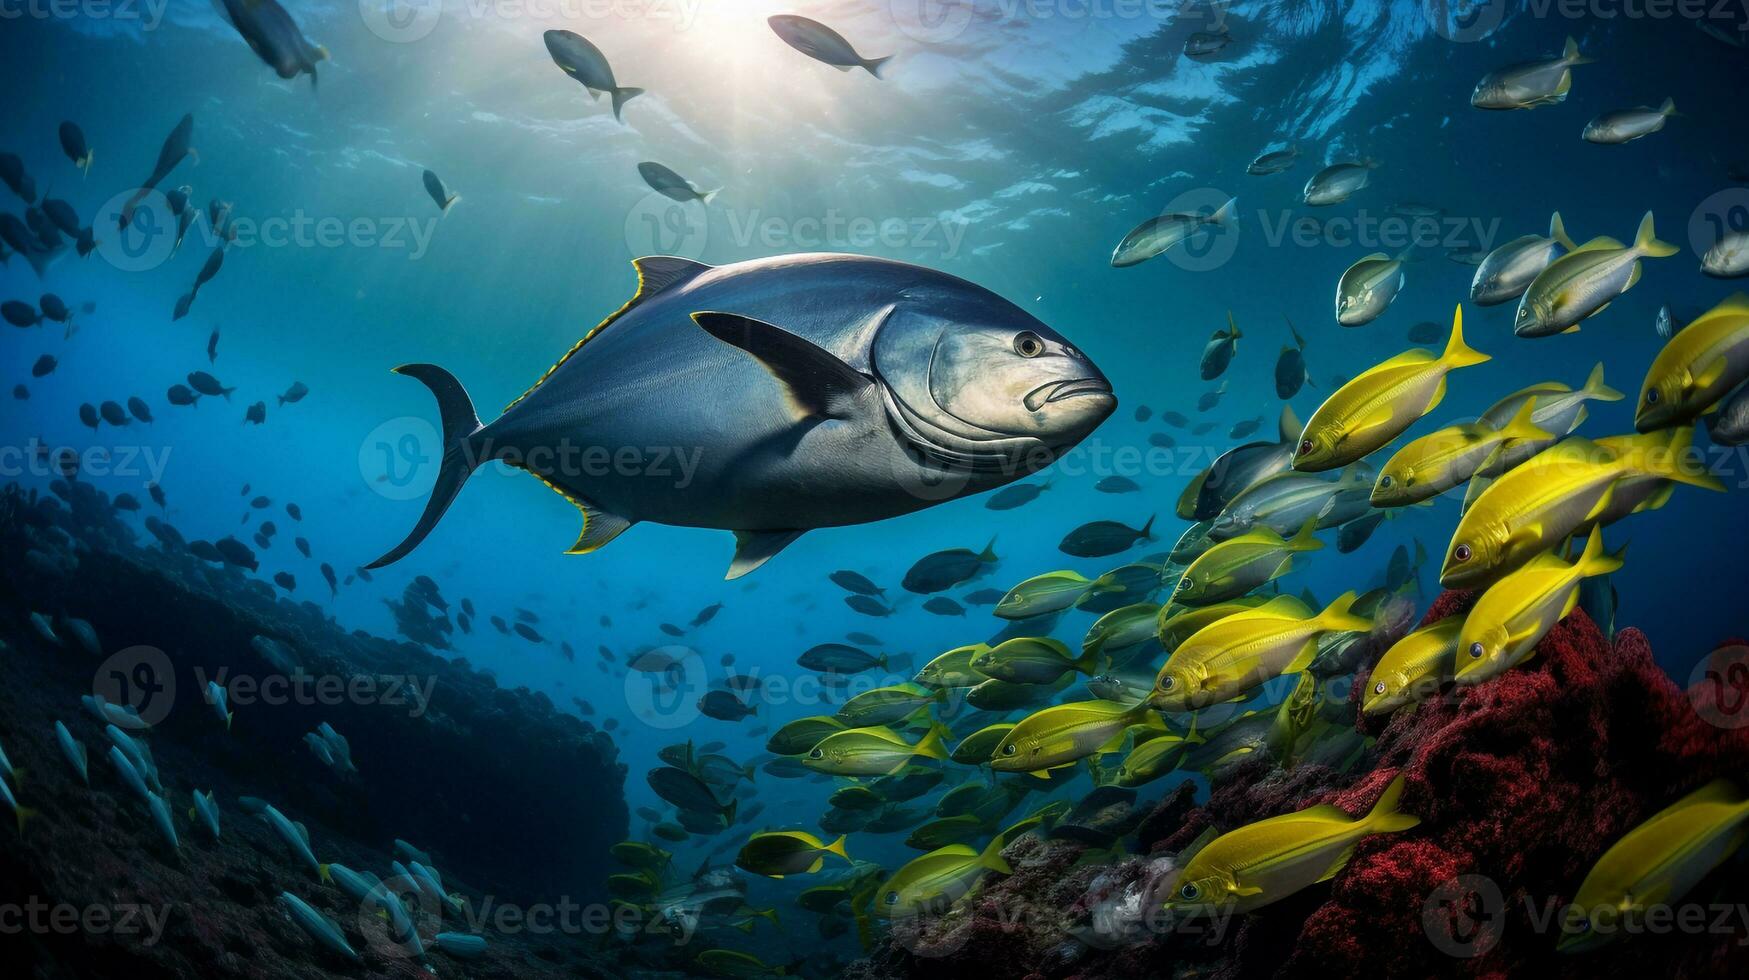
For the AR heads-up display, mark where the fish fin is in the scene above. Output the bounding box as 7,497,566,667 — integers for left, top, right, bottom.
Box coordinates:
1365,773,1422,833
560,494,634,555
1634,211,1679,258
318,863,333,883
1640,427,1725,492
692,311,874,421
1571,235,1625,254
977,835,1013,874
1549,211,1576,251
1175,468,1211,520
862,55,893,78
610,86,644,121
1440,306,1489,369
364,365,486,569
1582,362,1624,402
1562,35,1593,65
1315,843,1359,883
913,723,951,762
1287,516,1322,552
1497,399,1552,444
1209,196,1238,227
503,256,713,413
1318,590,1373,634
727,529,806,580
824,834,850,860
1226,311,1241,340
1278,403,1303,443
1634,482,1676,513
1574,528,1624,578
1553,69,1573,99
1028,770,1054,779
1626,262,1642,291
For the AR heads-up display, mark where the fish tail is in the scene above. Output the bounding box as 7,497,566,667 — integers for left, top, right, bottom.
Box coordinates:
862,55,893,78
1659,97,1678,117
318,863,332,883
442,193,460,214
1440,305,1489,369
1138,514,1156,541
1225,310,1241,340
823,834,850,861
1287,517,1322,552
610,86,645,121
1582,362,1624,402
1574,528,1624,579
364,364,489,569
913,723,950,762
1561,35,1593,66
699,187,722,205
1319,590,1373,634
1549,211,1575,251
976,831,1013,874
1209,196,1238,227
1363,773,1420,833
1638,426,1726,492
1633,211,1679,258
979,536,998,562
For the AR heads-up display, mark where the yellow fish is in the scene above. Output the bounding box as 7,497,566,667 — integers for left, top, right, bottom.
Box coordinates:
873,822,1019,919
995,570,1101,619
1293,305,1490,472
735,830,850,878
1371,400,1551,507
1155,596,1279,652
804,724,949,776
991,698,1165,777
1362,616,1464,715
1164,774,1420,914
1558,779,1749,953
1441,427,1720,589
1111,720,1205,787
1152,592,1372,711
1454,529,1622,687
1172,519,1322,606
1635,292,1749,432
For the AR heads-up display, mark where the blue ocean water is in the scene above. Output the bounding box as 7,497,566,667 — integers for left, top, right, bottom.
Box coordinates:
4,1,1749,970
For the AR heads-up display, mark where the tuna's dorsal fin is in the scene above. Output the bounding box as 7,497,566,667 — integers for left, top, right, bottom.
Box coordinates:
728,529,806,580
693,312,873,421
503,256,714,413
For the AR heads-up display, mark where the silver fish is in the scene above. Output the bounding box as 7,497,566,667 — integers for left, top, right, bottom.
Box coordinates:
1471,35,1591,110
1110,198,1236,268
1302,161,1375,206
1246,144,1298,175
1702,230,1749,279
1582,99,1676,144
1470,212,1573,307
1335,250,1408,326
367,254,1114,578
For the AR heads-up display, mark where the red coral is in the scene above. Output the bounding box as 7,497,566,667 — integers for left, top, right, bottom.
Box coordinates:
860,590,1749,979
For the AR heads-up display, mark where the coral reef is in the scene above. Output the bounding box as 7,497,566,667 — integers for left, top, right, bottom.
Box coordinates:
0,481,631,976
850,591,1749,979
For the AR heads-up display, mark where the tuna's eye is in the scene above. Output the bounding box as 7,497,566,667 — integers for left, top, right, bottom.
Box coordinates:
1453,544,1472,563
1179,883,1200,900
1468,642,1485,659
1373,681,1386,694
1176,578,1192,593
1014,332,1045,357
1379,475,1393,489
1158,675,1175,691
808,748,823,759
1645,389,1660,405
1002,744,1016,755
884,891,898,906
1298,439,1314,456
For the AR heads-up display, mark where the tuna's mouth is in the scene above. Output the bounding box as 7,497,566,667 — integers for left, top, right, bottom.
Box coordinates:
1025,377,1112,412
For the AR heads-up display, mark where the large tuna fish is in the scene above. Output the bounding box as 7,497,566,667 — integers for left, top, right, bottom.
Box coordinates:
368,254,1115,578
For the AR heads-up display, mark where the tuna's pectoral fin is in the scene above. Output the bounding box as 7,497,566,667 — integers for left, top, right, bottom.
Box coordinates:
692,312,873,422
727,529,806,580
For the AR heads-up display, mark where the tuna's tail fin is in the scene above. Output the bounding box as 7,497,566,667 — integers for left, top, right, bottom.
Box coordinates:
1634,211,1679,259
1582,362,1624,402
611,87,645,121
1440,305,1489,369
364,365,486,569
